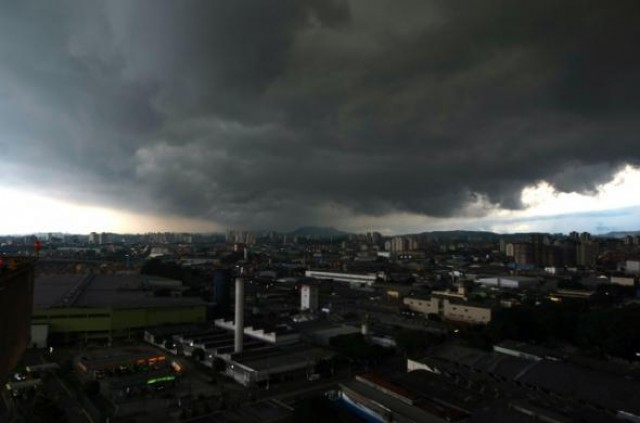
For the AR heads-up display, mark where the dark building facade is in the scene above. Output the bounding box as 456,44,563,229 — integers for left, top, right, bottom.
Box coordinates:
213,268,231,316
0,258,36,383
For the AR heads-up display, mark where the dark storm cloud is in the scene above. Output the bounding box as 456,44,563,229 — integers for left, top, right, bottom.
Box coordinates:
1,0,639,229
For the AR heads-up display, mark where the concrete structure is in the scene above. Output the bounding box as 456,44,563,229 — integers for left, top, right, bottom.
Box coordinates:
577,240,598,267
234,277,245,353
300,324,360,346
221,344,334,387
74,346,181,398
300,284,319,312
389,236,420,253
513,242,534,265
442,299,492,324
0,258,36,383
332,370,490,423
410,344,640,420
475,276,539,289
610,275,636,286
493,341,563,362
361,321,369,337
304,270,378,286
215,319,300,345
403,296,439,315
32,274,207,343
626,260,640,273
505,243,515,257
403,294,492,324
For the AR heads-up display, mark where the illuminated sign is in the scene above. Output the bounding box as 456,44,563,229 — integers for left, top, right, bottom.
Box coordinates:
146,375,175,385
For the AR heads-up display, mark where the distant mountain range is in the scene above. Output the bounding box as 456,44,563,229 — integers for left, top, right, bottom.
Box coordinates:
597,231,640,238
287,226,349,238
418,230,640,239
419,230,500,239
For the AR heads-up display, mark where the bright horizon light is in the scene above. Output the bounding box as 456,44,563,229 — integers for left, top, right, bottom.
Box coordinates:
1,165,640,236
519,165,640,216
0,187,219,235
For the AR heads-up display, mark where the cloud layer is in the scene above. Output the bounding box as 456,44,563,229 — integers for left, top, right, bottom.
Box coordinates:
1,0,639,231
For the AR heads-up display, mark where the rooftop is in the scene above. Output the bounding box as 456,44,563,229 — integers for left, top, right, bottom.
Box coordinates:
34,273,207,309
231,344,333,373
422,344,640,416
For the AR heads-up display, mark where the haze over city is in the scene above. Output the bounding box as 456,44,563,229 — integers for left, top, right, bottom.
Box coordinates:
2,0,640,234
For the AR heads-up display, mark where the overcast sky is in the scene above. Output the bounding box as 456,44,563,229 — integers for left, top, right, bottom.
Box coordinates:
1,0,640,235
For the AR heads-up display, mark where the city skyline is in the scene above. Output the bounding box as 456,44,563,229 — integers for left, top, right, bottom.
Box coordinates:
2,1,640,235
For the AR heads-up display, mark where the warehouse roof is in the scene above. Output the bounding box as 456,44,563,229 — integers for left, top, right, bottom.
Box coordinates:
35,274,207,309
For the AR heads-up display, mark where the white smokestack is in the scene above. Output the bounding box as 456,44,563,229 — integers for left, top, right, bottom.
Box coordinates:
361,322,369,336
361,314,370,337
234,277,245,353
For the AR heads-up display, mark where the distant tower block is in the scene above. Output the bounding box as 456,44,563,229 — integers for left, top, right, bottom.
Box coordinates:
300,284,319,312
234,277,245,353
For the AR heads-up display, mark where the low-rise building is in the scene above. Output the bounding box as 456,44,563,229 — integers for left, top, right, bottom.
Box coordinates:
220,344,334,387
410,344,640,420
442,299,492,324
403,296,438,315
403,294,492,324
610,275,636,286
304,270,379,286
214,319,300,345
475,276,539,289
626,260,640,274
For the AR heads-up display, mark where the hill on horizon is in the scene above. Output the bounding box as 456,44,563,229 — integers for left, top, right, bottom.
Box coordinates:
288,226,349,238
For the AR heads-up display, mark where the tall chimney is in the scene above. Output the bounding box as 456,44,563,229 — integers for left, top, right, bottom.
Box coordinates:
234,277,245,353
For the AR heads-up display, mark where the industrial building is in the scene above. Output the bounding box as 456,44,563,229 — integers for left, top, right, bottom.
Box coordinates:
32,274,207,343
403,291,493,324
144,275,336,389
475,275,539,290
220,343,334,387
214,319,300,345
408,344,640,421
145,322,334,388
332,368,621,423
74,346,183,398
304,270,379,286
